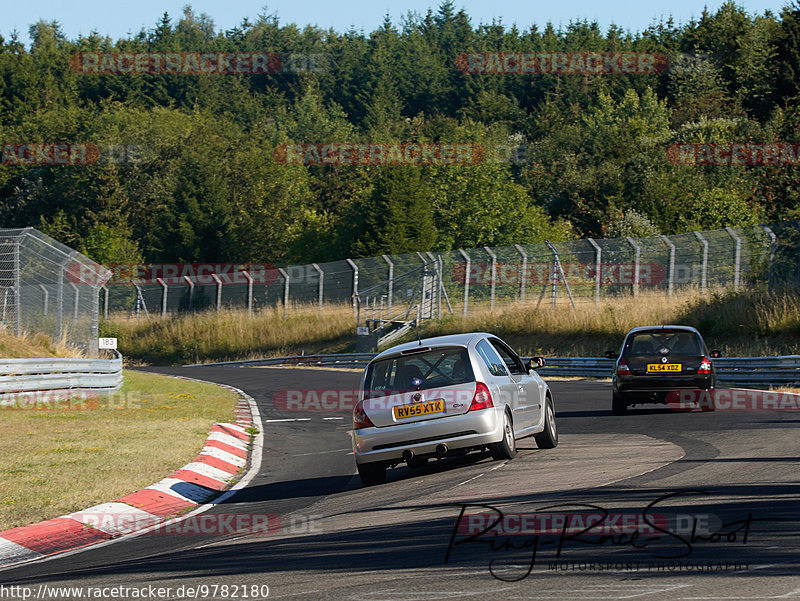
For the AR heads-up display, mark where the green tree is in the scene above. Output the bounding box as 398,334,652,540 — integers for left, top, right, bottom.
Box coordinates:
677,186,762,230
351,167,437,256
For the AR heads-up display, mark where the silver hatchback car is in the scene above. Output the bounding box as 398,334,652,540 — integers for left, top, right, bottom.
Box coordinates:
352,332,558,485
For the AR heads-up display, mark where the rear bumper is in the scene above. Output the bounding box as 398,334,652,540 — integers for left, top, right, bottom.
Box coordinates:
613,374,715,403
352,408,502,464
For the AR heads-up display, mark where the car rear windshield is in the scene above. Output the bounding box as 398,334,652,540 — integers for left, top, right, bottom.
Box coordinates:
364,347,474,395
625,331,703,356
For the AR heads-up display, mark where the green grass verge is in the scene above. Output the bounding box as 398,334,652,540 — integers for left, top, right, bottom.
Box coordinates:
0,370,237,530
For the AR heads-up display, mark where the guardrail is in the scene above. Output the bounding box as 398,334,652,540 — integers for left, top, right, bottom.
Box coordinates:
184,353,376,370
186,354,800,386
0,351,123,394
536,356,800,385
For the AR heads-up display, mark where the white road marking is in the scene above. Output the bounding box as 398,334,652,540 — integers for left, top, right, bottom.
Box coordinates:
455,459,506,486
505,583,692,599
268,590,322,599
680,590,800,600
348,587,515,600
263,418,312,422
293,448,352,457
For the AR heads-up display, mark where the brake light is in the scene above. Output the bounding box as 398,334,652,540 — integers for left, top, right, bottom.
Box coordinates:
469,382,494,411
353,399,375,429
697,357,712,374
616,358,631,375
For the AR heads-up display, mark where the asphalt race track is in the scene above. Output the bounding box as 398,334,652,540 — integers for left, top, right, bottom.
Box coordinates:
2,366,799,600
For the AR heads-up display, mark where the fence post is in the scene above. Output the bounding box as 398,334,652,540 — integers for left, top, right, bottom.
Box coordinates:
382,255,393,316
484,246,497,310
514,244,528,302
586,238,601,305
39,284,49,316
346,259,358,317
12,235,21,336
660,235,676,298
725,227,741,291
57,260,66,339
211,273,223,314
545,240,576,309
242,271,254,317
437,254,453,314
102,285,109,320
762,225,776,293
429,253,442,318
278,268,289,317
458,249,470,317
312,263,324,315
131,281,151,322
70,281,79,325
425,252,444,318
792,222,800,285
157,277,168,317
183,276,195,311
694,231,708,293
90,286,99,357
626,237,641,297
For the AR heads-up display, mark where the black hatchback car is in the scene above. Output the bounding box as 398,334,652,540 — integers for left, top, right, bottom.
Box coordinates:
605,325,718,415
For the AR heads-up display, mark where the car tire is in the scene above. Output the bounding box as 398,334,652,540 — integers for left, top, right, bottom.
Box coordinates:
490,411,517,460
357,461,387,486
534,397,558,449
612,394,628,416
406,457,429,469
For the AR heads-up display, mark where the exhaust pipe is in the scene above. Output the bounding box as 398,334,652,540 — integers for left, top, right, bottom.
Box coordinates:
402,449,415,462
435,443,448,457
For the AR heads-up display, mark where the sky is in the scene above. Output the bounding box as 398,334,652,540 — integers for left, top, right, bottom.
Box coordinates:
1,0,790,46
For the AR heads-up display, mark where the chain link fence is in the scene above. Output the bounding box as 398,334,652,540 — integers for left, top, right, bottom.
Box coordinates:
104,221,798,320
0,228,111,355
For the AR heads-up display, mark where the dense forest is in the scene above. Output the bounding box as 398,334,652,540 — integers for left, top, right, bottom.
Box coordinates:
1,1,799,266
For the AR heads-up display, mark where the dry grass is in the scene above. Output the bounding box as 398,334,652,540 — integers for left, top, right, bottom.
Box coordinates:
0,370,237,530
102,304,355,365
415,288,800,357
100,288,800,364
0,328,83,358
417,290,708,356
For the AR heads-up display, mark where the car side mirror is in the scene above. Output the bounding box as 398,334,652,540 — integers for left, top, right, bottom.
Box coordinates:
711,350,722,358
526,357,545,371
604,350,618,359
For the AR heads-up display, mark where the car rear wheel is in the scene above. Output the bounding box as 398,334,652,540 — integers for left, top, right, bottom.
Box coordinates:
357,461,387,486
535,397,558,449
490,411,517,460
612,394,628,416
